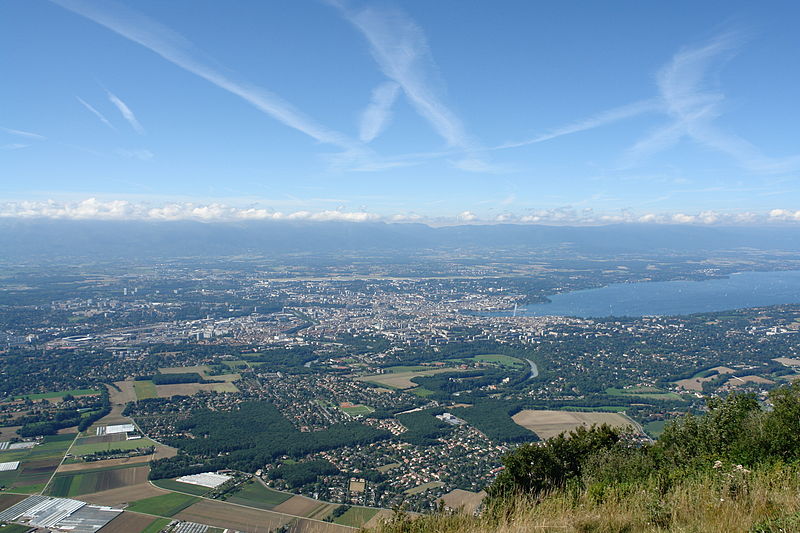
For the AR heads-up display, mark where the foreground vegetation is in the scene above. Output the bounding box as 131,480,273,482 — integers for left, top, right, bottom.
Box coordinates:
375,383,800,532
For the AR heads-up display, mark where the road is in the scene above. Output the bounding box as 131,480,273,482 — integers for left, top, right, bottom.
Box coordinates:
525,358,539,379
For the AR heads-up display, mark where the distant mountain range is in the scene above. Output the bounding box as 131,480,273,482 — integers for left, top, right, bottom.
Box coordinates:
1,219,799,259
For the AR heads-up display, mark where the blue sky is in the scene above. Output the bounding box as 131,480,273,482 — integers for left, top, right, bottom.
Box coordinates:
2,0,800,224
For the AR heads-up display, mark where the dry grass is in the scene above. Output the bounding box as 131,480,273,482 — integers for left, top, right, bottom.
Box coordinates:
372,466,800,533
176,499,292,532
357,368,466,389
80,482,169,506
512,410,634,440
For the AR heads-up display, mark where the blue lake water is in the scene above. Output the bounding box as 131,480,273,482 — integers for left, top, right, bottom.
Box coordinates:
496,270,800,318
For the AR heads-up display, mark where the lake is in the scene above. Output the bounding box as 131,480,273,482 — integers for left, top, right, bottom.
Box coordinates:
494,270,800,318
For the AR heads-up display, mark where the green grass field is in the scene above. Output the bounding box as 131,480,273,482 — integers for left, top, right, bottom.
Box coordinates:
0,434,75,491
10,388,100,401
606,387,683,401
340,404,374,416
70,436,155,456
377,462,401,473
645,420,668,437
384,365,430,373
140,517,172,533
471,354,525,367
127,492,200,517
559,405,629,412
0,523,34,533
47,463,145,497
221,360,250,370
410,387,435,397
333,506,380,528
152,478,211,496
133,380,157,400
226,480,293,509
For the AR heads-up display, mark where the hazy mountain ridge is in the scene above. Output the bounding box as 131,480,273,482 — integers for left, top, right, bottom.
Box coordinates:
2,219,799,259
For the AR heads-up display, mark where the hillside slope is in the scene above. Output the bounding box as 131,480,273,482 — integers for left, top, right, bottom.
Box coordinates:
372,384,800,533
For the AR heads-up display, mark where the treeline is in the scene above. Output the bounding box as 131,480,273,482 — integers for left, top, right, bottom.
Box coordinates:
135,372,210,385
269,460,339,488
149,402,390,479
242,346,317,370
396,409,452,446
450,400,536,443
18,387,110,437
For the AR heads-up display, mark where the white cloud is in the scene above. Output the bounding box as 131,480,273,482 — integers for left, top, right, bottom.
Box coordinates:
1,143,30,150
115,148,154,160
77,96,116,130
359,81,401,143
107,91,145,134
1,198,799,226
495,100,657,150
335,2,470,148
769,209,800,221
1,127,46,140
53,0,362,154
624,33,800,173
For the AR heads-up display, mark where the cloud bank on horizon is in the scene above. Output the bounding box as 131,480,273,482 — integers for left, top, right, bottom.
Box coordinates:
2,198,799,227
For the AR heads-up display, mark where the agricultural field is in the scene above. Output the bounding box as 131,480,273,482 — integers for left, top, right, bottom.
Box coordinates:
133,380,157,400
70,435,156,456
376,462,400,473
225,479,292,509
159,365,240,383
0,434,74,492
450,354,525,368
79,481,168,507
0,494,27,511
675,366,736,391
606,386,683,401
152,478,212,496
0,427,21,441
153,365,241,396
97,511,166,533
110,381,137,405
47,464,149,497
357,367,466,389
141,517,173,533
512,410,636,440
8,388,100,402
57,454,152,472
126,492,200,517
382,365,430,373
363,509,394,529
175,499,292,532
438,489,486,514
774,357,800,367
154,381,239,397
726,375,775,387
333,506,379,527
273,494,338,519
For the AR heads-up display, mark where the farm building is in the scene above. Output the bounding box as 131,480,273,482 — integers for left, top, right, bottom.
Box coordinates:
176,472,232,488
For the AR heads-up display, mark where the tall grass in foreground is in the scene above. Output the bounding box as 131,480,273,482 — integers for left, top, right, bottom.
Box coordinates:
373,464,800,533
